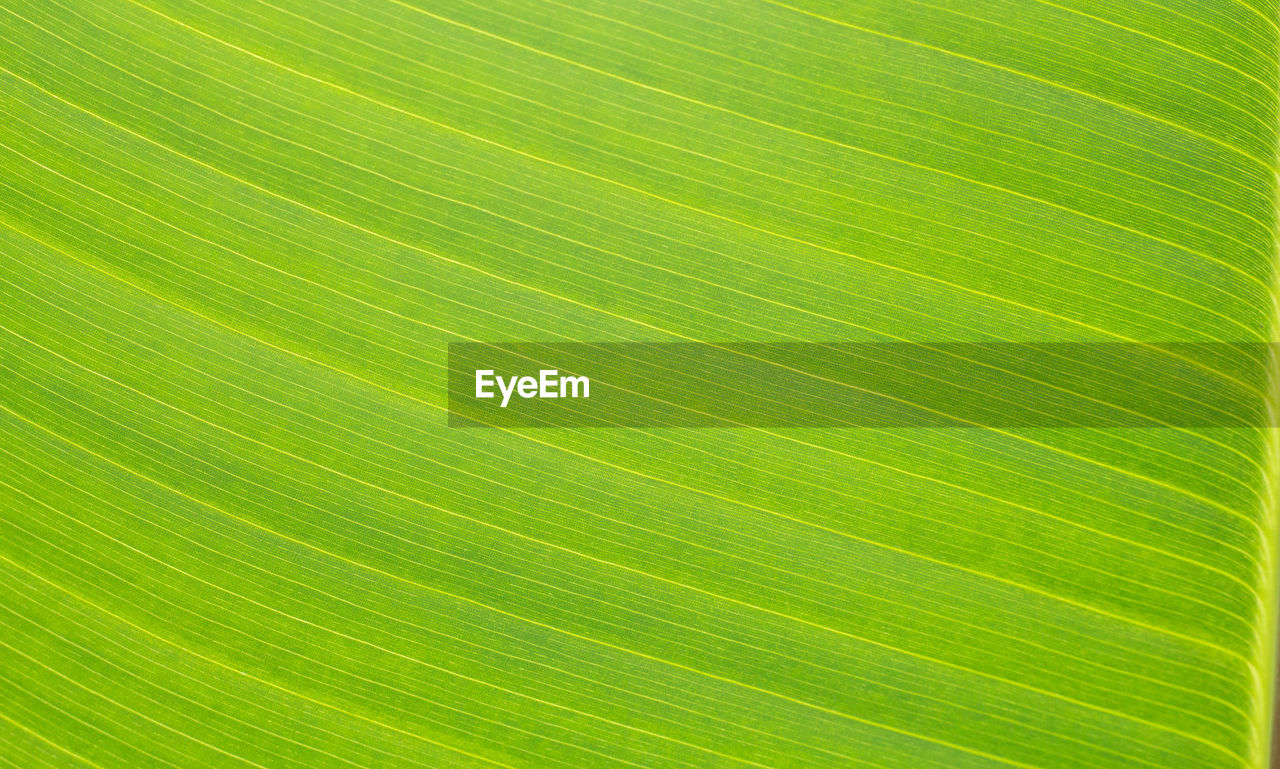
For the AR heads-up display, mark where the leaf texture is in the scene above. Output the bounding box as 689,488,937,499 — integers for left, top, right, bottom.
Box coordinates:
0,1,1278,768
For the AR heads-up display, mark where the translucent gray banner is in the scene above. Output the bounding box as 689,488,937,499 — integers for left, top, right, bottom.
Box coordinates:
447,343,1277,428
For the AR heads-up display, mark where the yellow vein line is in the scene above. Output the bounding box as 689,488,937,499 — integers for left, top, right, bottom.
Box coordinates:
0,515,714,769
0,554,525,769
0,709,105,769
0,448,881,767
0,407,1058,769
0,603,376,769
121,0,1275,293
1028,0,1278,93
0,639,272,769
13,3,1269,344
757,0,1272,167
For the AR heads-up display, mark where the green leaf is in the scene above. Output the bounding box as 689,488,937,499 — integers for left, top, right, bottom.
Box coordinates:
0,1,1277,767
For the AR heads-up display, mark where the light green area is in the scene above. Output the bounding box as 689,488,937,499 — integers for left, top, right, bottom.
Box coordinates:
0,0,1278,767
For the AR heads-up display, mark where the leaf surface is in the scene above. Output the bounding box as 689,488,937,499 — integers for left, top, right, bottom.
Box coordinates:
0,1,1278,767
